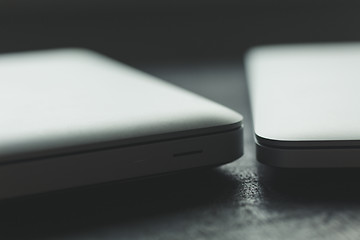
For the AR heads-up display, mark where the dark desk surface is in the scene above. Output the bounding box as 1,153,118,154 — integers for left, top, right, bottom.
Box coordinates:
2,61,360,239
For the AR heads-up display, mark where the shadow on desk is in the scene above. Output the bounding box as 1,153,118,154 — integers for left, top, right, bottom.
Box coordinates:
259,164,360,204
2,163,360,239
0,167,240,239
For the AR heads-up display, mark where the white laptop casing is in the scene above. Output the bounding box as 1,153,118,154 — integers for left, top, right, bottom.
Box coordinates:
246,43,360,168
0,49,243,198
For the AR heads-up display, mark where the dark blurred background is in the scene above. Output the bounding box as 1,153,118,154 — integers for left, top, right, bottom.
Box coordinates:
2,0,360,63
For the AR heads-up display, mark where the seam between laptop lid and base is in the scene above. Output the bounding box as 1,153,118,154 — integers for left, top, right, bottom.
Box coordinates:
256,135,360,150
0,123,242,166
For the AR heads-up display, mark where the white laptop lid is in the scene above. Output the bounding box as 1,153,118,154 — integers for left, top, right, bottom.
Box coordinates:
246,43,360,148
0,48,242,162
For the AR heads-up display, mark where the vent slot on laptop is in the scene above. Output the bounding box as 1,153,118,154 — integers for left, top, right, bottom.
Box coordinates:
173,150,203,157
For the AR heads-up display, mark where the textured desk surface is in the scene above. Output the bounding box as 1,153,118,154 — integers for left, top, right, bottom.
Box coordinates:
2,61,360,239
